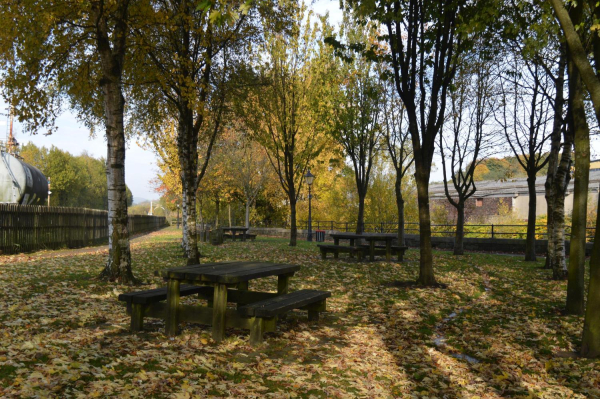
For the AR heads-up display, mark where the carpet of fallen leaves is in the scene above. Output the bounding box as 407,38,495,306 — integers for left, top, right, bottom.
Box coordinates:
0,227,599,398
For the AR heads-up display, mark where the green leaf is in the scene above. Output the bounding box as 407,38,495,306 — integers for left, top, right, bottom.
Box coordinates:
196,0,212,12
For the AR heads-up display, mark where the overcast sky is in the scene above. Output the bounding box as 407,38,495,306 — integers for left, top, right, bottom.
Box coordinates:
1,0,598,203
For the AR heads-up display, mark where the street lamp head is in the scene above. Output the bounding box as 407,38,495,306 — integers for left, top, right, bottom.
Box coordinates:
305,169,315,186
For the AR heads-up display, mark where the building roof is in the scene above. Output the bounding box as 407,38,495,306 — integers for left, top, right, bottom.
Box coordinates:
429,170,600,200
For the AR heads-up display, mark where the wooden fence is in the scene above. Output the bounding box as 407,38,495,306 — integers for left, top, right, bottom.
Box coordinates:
0,204,169,254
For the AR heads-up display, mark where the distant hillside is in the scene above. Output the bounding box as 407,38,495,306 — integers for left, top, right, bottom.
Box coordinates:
132,197,149,205
474,155,549,181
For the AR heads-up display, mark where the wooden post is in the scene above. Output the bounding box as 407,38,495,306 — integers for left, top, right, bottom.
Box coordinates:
131,303,144,332
249,317,264,346
277,274,290,295
370,240,375,261
165,279,180,336
386,240,392,262
212,283,228,342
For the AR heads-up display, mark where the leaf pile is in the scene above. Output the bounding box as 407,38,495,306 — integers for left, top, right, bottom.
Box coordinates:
0,229,598,397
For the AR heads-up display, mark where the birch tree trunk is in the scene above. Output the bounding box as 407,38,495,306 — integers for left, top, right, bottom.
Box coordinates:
98,79,134,283
544,48,565,269
551,143,572,280
547,0,600,358
94,1,135,284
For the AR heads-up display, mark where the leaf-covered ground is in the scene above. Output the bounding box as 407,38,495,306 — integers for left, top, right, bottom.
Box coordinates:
0,227,598,398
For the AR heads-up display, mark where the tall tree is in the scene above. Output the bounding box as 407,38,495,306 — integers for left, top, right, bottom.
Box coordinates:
542,45,566,273
343,0,491,284
548,0,600,357
439,46,499,255
382,78,413,246
327,20,383,235
241,3,328,246
564,0,590,314
224,130,272,228
497,54,554,262
129,0,259,263
0,0,137,283
505,0,570,277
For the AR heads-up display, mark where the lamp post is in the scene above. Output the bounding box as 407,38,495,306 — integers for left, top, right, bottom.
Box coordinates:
305,169,315,242
176,204,180,229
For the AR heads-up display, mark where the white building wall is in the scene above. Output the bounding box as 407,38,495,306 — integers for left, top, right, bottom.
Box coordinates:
513,192,598,219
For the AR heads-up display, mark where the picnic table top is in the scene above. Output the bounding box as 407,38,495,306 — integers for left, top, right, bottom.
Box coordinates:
329,232,397,240
221,226,249,232
159,261,300,284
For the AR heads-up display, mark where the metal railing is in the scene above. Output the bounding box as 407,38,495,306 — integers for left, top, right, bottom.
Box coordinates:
296,220,596,242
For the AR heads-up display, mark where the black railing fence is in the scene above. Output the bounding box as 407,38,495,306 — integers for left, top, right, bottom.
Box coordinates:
290,220,596,242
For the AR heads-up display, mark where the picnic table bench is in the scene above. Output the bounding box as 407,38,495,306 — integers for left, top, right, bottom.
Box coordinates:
358,243,409,262
317,244,368,260
326,233,408,261
118,261,330,346
224,232,257,241
221,227,251,241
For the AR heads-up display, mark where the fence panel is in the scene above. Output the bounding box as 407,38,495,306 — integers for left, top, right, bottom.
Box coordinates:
0,204,168,254
297,220,596,242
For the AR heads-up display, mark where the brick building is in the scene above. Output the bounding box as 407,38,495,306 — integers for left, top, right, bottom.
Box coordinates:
429,170,600,222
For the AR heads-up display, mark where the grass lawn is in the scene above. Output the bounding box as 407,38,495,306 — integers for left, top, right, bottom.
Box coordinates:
0,226,598,397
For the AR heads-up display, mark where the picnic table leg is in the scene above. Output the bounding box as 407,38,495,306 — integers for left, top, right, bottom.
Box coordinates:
277,274,291,320
278,274,290,295
236,280,249,309
369,241,375,261
212,283,228,343
349,238,355,258
249,317,264,346
386,241,392,262
242,231,246,242
131,304,144,332
334,238,339,245
165,279,180,336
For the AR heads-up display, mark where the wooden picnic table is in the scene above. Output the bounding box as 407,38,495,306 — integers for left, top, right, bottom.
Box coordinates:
159,261,300,342
362,233,397,261
222,226,249,241
329,232,397,261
